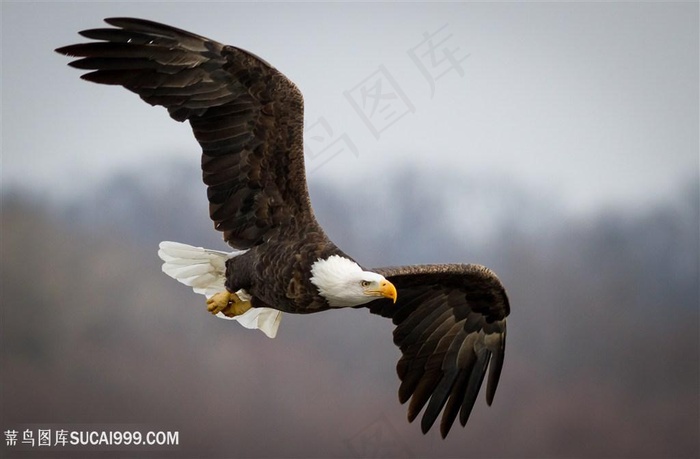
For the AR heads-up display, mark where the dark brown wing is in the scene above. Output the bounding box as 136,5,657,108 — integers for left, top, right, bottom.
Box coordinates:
56,18,317,249
366,264,509,438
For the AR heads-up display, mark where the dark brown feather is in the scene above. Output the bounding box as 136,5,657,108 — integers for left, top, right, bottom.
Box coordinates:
56,17,319,249
367,264,509,437
458,347,490,429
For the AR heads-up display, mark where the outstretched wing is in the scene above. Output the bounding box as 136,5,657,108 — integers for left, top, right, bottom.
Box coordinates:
366,264,509,438
56,18,316,249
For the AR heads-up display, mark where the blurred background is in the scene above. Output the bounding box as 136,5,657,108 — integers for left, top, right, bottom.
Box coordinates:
2,2,698,458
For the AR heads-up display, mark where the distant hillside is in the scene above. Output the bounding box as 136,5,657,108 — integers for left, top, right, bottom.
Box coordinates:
1,169,698,458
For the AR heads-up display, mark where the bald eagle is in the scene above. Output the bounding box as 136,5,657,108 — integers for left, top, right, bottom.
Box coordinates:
57,18,510,438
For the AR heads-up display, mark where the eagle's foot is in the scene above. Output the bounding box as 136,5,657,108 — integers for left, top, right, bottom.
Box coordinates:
207,290,232,314
206,290,251,317
221,295,252,317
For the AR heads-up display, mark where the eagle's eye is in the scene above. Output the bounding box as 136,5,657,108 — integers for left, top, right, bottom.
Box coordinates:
361,280,371,288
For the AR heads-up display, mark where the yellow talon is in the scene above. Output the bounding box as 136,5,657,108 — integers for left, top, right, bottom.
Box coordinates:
221,299,252,317
206,290,252,317
207,290,232,314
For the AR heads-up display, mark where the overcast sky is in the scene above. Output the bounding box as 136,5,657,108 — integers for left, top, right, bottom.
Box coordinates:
2,1,698,215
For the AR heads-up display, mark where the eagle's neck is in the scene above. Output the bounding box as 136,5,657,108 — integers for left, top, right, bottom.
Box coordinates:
309,255,366,307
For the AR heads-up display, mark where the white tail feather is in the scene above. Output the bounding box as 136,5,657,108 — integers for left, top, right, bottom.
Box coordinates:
157,241,282,338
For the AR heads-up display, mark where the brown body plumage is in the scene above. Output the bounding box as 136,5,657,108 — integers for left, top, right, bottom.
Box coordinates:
228,229,348,313
57,18,510,438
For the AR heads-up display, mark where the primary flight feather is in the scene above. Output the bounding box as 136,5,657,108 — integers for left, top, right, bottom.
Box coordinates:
57,18,510,438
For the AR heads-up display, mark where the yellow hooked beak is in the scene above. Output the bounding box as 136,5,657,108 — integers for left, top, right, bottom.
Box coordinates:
372,280,397,303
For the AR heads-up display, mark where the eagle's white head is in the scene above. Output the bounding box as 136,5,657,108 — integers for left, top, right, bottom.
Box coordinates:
310,255,398,307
